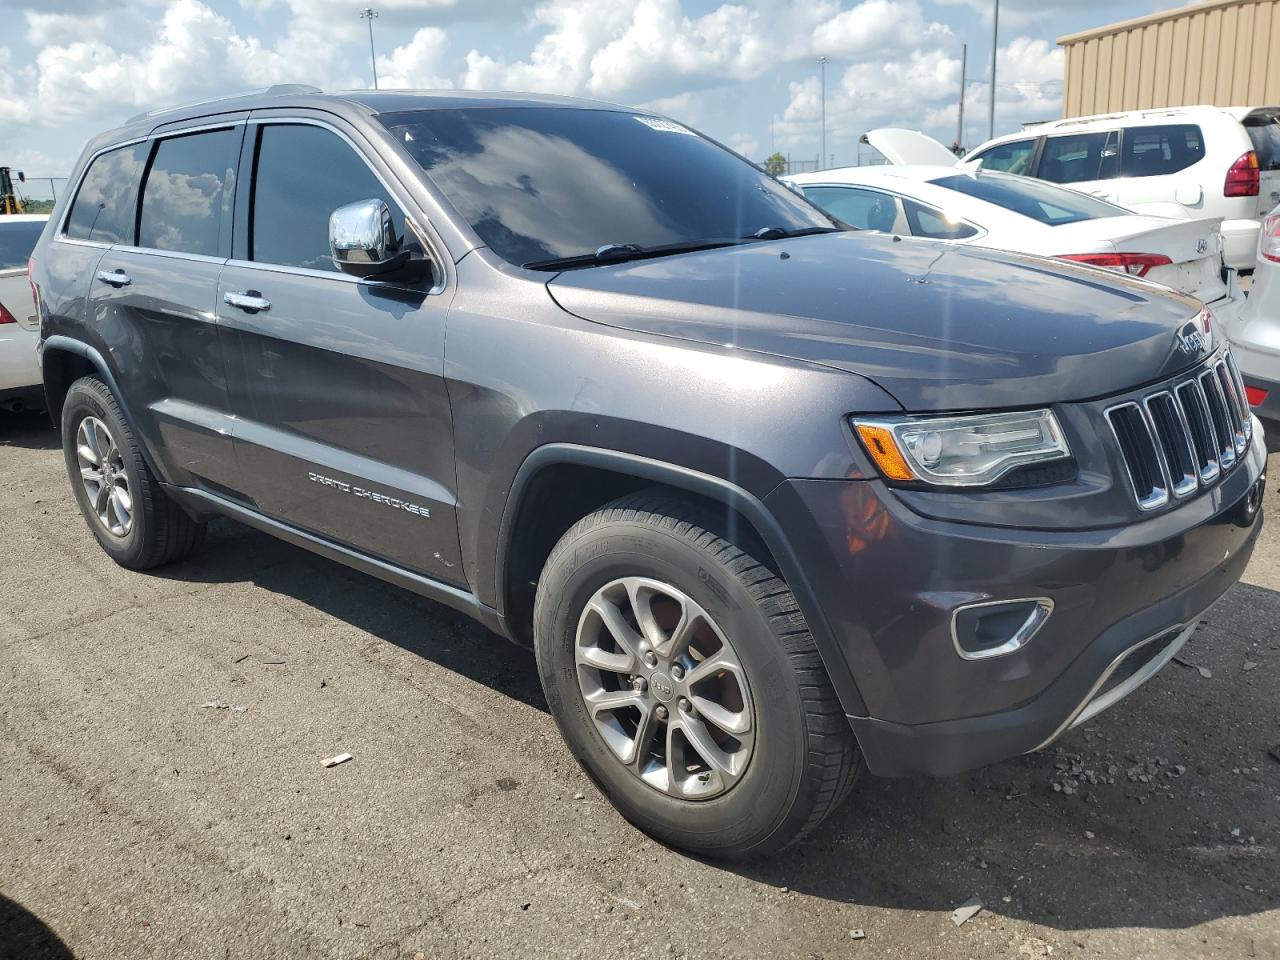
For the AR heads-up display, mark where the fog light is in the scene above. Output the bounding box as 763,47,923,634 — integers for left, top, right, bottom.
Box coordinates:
952,598,1054,661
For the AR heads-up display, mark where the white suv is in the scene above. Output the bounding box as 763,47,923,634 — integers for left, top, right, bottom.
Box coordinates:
962,106,1280,272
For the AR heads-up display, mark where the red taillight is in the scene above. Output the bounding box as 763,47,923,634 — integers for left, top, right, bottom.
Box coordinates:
1246,384,1269,407
1263,212,1280,264
1058,252,1174,277
0,301,15,325
1225,150,1260,197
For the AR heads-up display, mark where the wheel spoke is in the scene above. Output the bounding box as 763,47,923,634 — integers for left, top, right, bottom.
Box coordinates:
684,649,737,686
625,579,668,649
677,714,737,778
113,482,133,514
589,597,645,664
584,687,643,718
660,605,700,662
690,695,751,736
576,644,633,675
77,443,100,467
627,702,660,768
109,488,132,529
94,479,111,514
80,465,102,482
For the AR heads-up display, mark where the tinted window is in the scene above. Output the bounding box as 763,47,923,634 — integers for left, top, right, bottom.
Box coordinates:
801,186,898,231
1120,124,1204,177
379,108,835,267
1244,119,1280,171
0,221,46,269
1038,132,1120,183
971,139,1036,175
929,172,1126,225
65,142,149,245
251,124,407,272
138,128,240,256
900,198,979,240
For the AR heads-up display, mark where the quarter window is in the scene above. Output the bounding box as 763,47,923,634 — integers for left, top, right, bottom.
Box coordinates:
801,186,899,231
250,124,408,272
1038,132,1120,184
971,139,1036,175
64,142,149,245
1120,124,1205,177
901,198,978,240
138,128,240,257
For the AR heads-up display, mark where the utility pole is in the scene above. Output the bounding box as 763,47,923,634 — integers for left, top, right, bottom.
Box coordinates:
817,56,830,171
361,7,379,90
988,0,999,139
956,43,967,154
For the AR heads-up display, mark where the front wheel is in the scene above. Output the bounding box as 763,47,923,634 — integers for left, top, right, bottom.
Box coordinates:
534,492,862,859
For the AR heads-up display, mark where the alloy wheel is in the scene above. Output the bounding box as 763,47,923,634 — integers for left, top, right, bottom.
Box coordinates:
574,576,755,799
76,416,133,538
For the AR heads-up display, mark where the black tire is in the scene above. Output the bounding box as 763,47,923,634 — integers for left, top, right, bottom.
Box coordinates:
61,376,206,570
534,491,862,859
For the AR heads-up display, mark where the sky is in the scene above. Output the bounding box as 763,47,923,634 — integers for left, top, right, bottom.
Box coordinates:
0,0,1189,192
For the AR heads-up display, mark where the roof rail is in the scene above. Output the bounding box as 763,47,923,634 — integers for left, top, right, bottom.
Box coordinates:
126,84,324,125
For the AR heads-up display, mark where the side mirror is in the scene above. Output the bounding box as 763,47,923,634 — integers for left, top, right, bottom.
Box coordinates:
329,199,407,278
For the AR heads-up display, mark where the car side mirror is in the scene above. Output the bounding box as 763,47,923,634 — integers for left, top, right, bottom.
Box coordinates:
329,199,409,278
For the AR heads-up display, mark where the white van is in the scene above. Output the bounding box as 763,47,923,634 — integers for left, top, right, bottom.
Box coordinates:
871,106,1280,272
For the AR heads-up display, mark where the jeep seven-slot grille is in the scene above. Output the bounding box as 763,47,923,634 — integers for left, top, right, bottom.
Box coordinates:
1105,352,1252,512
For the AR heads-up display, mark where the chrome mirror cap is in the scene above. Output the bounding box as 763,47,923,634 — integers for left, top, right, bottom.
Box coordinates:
329,198,398,276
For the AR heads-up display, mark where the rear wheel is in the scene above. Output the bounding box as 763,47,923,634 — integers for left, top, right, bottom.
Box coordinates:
61,376,206,570
534,492,862,859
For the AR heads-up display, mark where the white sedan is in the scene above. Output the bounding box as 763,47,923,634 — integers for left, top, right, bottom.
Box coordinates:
0,214,46,412
1227,205,1280,427
783,165,1242,325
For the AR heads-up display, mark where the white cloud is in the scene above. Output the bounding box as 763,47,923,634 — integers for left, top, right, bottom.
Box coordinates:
377,27,455,89
812,0,952,59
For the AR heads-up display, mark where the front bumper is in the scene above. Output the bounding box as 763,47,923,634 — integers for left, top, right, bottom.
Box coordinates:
766,422,1267,778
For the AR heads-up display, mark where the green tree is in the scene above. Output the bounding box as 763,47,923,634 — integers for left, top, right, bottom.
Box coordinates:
763,152,787,177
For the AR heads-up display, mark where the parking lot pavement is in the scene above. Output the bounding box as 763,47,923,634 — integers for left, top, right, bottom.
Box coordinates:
1,410,1278,960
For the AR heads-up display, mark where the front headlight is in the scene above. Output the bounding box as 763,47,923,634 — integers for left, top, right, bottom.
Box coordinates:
852,409,1071,487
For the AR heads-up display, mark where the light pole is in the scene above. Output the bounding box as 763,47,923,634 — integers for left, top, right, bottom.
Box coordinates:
361,7,379,90
956,43,967,154
988,0,999,139
817,55,830,170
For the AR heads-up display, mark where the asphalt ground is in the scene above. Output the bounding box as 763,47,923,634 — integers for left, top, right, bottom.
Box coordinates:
2,409,1279,960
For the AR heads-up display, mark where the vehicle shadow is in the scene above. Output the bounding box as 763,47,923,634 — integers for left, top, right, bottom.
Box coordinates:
0,893,76,959
153,518,548,712
150,517,1279,935
0,410,57,450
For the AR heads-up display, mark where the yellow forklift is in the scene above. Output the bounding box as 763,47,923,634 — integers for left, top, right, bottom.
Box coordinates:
1,167,26,215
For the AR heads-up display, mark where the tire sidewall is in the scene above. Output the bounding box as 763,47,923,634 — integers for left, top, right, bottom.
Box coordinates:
61,380,148,564
535,515,808,855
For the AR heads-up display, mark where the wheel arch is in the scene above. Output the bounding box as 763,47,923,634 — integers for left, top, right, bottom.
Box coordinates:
496,443,869,718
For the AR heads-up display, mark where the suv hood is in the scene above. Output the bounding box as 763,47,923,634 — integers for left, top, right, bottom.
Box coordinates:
547,232,1209,412
862,128,961,166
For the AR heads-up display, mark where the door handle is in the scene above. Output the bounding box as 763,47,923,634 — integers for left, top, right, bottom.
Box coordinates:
96,269,131,287
223,290,271,313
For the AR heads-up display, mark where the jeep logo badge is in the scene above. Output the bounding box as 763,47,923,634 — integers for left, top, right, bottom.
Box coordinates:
1175,320,1207,357
649,671,676,702
1196,237,1209,255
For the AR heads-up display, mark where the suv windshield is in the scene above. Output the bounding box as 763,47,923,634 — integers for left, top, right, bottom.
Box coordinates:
378,107,837,268
928,172,1126,225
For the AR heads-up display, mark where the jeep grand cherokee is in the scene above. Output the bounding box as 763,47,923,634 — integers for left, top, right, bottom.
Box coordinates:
30,87,1267,858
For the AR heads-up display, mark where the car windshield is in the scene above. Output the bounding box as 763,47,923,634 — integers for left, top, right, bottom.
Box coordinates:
0,220,45,269
1246,117,1280,171
378,107,838,268
928,172,1127,225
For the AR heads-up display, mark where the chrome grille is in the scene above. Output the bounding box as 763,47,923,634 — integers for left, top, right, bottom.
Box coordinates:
1105,352,1252,511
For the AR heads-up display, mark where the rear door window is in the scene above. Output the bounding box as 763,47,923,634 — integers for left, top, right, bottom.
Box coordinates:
1120,124,1205,178
138,128,240,257
970,139,1037,175
1038,132,1120,183
249,123,408,272
800,186,899,231
64,142,150,245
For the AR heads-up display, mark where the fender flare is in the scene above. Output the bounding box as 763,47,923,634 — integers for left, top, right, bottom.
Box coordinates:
496,443,869,717
41,335,166,481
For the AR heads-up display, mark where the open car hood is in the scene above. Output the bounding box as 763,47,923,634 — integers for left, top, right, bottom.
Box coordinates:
862,128,961,167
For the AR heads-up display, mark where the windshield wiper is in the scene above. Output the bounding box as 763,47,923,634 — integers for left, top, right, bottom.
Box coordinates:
523,237,751,271
748,225,845,240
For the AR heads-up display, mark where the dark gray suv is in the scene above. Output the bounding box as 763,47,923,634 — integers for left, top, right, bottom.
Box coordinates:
30,87,1267,858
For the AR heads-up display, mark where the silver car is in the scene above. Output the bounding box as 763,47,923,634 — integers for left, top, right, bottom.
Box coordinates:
1230,205,1280,427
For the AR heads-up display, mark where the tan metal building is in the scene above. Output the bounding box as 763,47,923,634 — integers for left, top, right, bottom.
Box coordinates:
1058,0,1280,118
